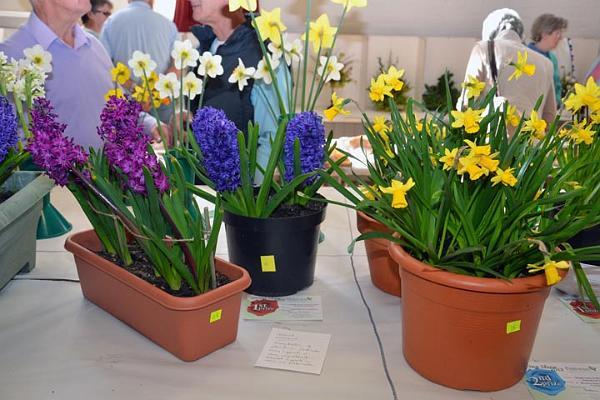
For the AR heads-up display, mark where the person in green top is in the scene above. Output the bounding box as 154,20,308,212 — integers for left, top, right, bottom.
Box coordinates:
528,13,568,108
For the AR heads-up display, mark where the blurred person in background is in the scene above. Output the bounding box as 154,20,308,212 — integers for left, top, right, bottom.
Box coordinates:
458,8,556,130
81,0,113,39
528,13,568,107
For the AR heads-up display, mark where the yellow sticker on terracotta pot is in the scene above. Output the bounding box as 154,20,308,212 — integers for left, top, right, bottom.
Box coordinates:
210,309,222,323
506,320,521,334
260,255,276,272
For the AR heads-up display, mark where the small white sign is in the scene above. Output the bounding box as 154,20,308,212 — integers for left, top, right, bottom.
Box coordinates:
255,328,331,375
242,295,323,321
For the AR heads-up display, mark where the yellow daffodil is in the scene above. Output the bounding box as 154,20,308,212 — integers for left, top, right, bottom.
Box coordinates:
477,154,499,173
302,14,337,53
428,147,438,165
383,66,404,92
491,167,517,187
111,62,130,85
324,92,350,121
369,75,393,102
142,71,159,89
360,184,378,201
439,147,458,170
458,155,486,180
569,120,595,145
508,50,536,81
527,260,570,285
152,89,164,108
462,75,485,99
254,8,287,45
564,77,600,113
534,188,544,200
372,115,389,134
330,0,367,11
451,108,484,134
104,88,124,101
591,112,600,125
379,178,415,209
506,104,520,127
522,110,546,140
566,181,583,190
228,0,257,12
464,139,491,156
131,85,149,103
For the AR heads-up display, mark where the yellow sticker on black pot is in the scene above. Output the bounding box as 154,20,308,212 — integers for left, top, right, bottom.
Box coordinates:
260,255,276,272
210,309,222,323
506,320,521,334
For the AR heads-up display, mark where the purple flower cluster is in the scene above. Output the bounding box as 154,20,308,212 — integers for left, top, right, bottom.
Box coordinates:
191,107,241,192
98,96,168,194
0,95,18,164
284,111,325,185
27,98,89,186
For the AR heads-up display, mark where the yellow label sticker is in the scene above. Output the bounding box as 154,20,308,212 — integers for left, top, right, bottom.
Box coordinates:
260,255,276,272
209,309,222,323
506,320,521,334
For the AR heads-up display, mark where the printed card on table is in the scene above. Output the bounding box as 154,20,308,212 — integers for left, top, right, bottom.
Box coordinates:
242,295,323,321
558,296,600,323
255,328,331,375
525,362,600,400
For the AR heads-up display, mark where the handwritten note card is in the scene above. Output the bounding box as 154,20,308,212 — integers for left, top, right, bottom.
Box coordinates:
255,328,331,375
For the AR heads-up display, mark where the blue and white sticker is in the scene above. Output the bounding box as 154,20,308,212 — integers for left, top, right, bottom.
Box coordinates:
525,368,567,396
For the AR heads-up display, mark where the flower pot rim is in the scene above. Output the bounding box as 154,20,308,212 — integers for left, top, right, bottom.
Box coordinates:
64,229,251,310
356,210,391,235
388,241,565,294
223,200,327,230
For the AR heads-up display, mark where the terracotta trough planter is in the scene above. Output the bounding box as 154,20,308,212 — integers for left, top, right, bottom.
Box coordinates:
389,242,561,391
65,229,251,362
356,211,401,297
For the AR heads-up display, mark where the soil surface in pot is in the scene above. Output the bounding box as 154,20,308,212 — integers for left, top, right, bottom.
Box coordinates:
270,198,326,218
99,243,230,298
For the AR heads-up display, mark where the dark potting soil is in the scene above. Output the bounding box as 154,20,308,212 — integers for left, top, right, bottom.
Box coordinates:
98,243,230,298
270,198,326,218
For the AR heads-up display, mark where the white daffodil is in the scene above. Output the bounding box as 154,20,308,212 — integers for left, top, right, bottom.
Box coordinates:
268,35,295,66
317,55,344,83
182,71,203,100
289,39,303,64
228,58,256,91
23,44,52,73
171,39,200,70
254,55,280,85
156,72,180,100
128,50,157,78
0,51,8,65
5,58,46,101
197,51,224,79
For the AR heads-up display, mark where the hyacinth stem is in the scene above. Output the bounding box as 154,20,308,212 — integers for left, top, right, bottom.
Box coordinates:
158,200,198,281
71,169,142,238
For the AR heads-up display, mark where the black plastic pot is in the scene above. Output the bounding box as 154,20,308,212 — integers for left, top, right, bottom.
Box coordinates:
223,204,326,296
569,225,600,265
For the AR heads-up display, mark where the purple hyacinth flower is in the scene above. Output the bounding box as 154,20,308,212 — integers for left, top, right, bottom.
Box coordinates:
284,111,325,185
98,96,169,194
191,106,241,192
27,98,89,186
0,95,19,164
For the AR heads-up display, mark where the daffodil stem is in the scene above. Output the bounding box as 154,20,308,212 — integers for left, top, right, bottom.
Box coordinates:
247,12,287,115
307,44,322,111
179,60,184,144
293,58,302,113
309,5,348,112
301,0,312,110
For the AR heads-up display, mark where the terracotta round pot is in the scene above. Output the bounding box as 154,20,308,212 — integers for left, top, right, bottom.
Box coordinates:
356,211,401,297
388,242,564,391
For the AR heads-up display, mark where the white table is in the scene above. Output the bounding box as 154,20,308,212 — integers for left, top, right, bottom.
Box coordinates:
0,187,599,400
